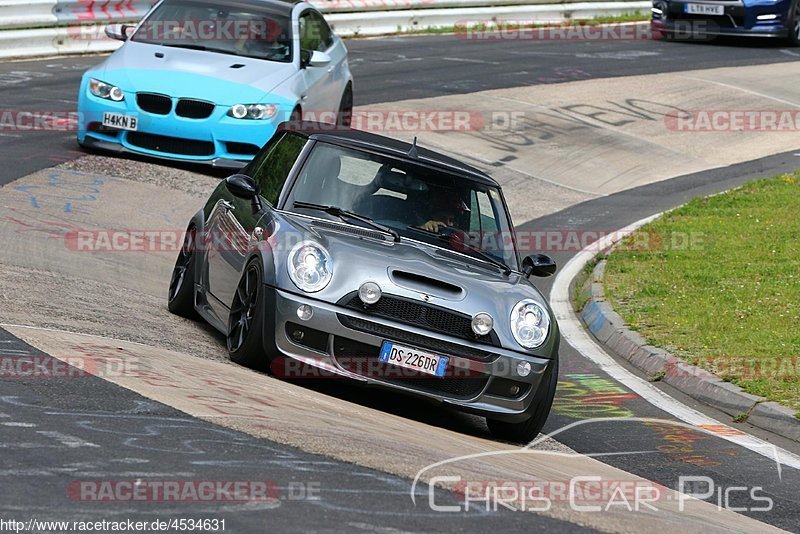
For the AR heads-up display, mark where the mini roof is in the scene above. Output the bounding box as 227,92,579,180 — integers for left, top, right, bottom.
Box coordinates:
280,121,499,187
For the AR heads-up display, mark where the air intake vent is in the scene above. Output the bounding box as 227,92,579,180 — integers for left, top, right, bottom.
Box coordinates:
230,63,245,69
390,270,463,298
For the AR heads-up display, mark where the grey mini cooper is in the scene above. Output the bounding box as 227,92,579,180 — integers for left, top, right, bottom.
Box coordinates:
168,122,559,442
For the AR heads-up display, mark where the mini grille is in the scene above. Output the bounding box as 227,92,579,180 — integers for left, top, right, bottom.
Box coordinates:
337,315,495,361
342,293,499,347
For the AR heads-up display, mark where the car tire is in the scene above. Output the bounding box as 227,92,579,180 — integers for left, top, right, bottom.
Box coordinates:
167,226,199,319
337,84,353,127
787,0,800,46
486,358,558,444
227,259,270,370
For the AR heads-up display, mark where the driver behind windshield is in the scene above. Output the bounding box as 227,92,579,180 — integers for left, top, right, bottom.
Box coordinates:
421,190,470,233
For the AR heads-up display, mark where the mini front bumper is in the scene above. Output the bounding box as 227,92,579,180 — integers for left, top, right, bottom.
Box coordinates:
76,90,282,165
267,286,557,422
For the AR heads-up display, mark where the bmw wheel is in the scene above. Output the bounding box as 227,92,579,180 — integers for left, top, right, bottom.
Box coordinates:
337,84,353,127
167,226,198,319
487,358,558,444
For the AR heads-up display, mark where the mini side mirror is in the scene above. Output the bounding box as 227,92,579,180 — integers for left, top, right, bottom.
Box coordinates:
522,253,557,278
225,174,258,199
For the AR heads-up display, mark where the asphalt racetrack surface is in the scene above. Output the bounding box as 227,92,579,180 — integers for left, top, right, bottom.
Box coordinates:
1,30,800,533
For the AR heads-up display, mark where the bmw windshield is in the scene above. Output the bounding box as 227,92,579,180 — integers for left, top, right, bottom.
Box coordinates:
132,0,293,62
287,141,519,271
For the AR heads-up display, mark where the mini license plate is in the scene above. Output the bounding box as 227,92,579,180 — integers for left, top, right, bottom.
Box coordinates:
102,112,138,131
379,341,449,377
684,3,724,15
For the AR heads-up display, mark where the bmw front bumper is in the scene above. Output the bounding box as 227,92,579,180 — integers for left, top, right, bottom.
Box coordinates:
76,84,283,166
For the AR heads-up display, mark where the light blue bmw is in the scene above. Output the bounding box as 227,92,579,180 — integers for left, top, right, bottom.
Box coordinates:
77,0,353,169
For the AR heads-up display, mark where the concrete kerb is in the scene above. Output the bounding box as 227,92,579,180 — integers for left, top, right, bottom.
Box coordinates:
575,256,800,443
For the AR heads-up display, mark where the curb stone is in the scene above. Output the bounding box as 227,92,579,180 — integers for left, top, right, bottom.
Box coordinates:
577,259,800,444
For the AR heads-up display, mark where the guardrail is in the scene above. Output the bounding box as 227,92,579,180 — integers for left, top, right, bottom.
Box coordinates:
0,0,650,59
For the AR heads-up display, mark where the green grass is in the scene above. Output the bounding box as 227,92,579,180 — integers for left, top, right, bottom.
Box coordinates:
604,172,800,411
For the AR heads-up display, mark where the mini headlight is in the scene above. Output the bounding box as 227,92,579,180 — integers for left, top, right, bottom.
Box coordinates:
287,241,332,293
89,79,125,102
471,312,494,336
510,299,550,349
228,103,277,120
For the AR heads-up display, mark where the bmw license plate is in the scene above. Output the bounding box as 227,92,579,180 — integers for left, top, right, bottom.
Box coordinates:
684,3,724,15
379,341,448,377
102,112,138,131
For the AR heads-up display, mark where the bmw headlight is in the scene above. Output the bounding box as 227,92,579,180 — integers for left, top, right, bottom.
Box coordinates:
228,104,277,120
287,241,332,292
89,79,124,102
510,299,550,349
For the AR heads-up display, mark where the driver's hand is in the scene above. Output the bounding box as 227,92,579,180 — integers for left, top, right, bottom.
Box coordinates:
422,220,448,232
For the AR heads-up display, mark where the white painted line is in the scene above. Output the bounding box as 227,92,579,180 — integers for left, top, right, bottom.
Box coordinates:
36,430,100,448
550,213,800,470
680,75,800,108
1,422,36,427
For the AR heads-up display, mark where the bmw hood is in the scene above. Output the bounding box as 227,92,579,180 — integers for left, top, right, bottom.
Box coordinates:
91,41,297,105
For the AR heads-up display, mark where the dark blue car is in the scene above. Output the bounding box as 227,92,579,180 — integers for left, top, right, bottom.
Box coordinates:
651,0,800,44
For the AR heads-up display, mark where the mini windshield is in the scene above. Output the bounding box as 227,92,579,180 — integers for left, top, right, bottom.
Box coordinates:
288,141,518,271
132,0,293,63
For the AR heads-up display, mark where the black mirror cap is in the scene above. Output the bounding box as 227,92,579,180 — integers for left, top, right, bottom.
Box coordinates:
522,253,557,278
225,174,258,199
299,49,312,68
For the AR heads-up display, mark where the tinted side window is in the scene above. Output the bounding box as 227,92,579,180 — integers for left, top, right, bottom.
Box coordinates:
250,133,307,206
299,11,333,52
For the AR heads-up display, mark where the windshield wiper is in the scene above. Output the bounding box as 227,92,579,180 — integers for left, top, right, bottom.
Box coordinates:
409,226,511,275
292,201,401,242
160,43,234,55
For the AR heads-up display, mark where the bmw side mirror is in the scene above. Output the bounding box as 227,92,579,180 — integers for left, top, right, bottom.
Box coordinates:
225,174,258,199
522,254,557,278
105,23,132,41
308,50,332,68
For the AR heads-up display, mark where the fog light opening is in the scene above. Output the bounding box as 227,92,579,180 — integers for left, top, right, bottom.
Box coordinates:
297,304,313,321
757,13,778,20
517,361,532,377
